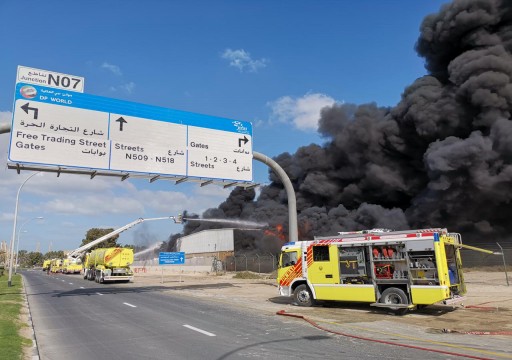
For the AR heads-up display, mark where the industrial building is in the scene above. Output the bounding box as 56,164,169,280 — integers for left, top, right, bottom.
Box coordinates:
176,228,235,262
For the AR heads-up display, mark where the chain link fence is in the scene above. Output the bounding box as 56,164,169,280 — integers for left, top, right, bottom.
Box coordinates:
134,244,512,280
223,254,277,273
133,254,278,274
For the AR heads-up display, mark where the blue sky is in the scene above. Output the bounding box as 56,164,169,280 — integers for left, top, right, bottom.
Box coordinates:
0,0,448,253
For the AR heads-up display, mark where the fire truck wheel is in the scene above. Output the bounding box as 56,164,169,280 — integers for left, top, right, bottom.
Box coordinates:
293,284,315,307
380,287,408,314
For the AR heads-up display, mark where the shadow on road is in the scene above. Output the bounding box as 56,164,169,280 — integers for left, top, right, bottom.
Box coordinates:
46,282,239,297
215,335,331,360
157,282,239,291
268,296,293,305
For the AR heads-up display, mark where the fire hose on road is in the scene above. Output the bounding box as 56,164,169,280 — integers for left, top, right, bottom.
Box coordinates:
276,310,498,360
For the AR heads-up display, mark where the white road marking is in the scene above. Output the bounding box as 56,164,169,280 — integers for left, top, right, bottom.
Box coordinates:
80,287,85,289
96,292,104,296
183,325,216,337
123,302,137,308
61,280,65,282
69,283,73,285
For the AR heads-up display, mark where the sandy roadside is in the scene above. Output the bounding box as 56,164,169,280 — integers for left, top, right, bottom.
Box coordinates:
129,270,512,333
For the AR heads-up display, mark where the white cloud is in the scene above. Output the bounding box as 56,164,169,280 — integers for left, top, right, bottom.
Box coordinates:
134,190,190,214
0,212,14,221
119,82,135,93
268,93,338,131
101,62,122,76
100,63,135,94
109,82,136,94
193,185,231,198
44,195,144,215
252,118,266,128
0,111,12,123
221,48,268,73
0,168,134,199
133,186,231,215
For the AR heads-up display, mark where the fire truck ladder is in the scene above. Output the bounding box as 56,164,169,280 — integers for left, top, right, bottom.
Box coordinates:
68,216,178,258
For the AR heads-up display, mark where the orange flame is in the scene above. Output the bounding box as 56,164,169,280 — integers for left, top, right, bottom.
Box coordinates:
264,224,287,242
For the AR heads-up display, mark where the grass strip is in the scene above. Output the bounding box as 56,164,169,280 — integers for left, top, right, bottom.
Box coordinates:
0,274,31,359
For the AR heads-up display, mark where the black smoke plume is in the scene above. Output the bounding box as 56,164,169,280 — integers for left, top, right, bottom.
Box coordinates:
167,0,512,250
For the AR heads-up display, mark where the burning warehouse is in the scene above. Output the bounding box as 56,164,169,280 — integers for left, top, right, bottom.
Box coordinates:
168,225,287,258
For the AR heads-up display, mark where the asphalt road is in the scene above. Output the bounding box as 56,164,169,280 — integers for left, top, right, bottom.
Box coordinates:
23,270,466,360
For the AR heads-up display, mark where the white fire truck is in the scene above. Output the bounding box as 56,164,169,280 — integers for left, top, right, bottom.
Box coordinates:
277,228,479,314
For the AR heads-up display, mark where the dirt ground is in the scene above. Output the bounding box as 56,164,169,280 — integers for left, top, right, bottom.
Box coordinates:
131,269,512,334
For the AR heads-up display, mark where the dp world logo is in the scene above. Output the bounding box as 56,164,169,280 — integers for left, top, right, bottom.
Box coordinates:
20,85,37,99
232,120,248,132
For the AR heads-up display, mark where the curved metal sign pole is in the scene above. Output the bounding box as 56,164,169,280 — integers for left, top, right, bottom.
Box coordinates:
252,151,298,243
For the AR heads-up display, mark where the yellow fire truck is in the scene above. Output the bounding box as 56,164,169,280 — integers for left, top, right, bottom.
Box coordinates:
82,247,134,283
277,228,469,314
50,258,63,273
42,260,51,272
62,258,82,274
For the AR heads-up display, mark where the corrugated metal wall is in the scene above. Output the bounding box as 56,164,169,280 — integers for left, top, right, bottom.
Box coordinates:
177,229,234,254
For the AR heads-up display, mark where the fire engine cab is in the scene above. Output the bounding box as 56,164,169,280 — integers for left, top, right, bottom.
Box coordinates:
277,228,466,314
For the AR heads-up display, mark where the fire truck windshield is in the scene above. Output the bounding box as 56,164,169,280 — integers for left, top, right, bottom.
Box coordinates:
281,251,298,267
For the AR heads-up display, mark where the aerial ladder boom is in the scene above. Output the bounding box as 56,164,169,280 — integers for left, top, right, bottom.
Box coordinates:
68,216,180,258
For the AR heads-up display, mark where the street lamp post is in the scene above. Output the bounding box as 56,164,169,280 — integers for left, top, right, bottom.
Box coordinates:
8,172,41,287
14,230,27,274
15,217,44,274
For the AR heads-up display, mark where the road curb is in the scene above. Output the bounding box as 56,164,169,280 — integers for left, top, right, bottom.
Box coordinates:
21,275,40,360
